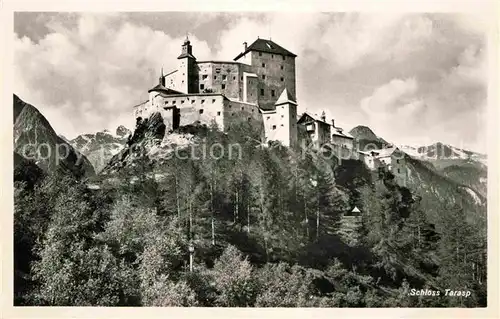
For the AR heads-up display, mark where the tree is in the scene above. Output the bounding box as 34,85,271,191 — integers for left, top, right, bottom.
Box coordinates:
437,205,484,307
210,245,257,307
255,263,314,307
31,181,126,305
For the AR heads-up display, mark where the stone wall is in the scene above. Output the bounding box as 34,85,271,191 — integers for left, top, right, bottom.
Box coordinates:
249,51,296,110
262,103,297,147
196,62,241,99
224,100,264,138
331,134,354,149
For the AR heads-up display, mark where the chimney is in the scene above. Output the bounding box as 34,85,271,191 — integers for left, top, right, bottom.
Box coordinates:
331,119,335,127
243,42,247,51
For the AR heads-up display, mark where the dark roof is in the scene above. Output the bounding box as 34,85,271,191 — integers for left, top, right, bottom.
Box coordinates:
177,52,196,59
275,88,297,106
148,83,183,95
234,38,297,61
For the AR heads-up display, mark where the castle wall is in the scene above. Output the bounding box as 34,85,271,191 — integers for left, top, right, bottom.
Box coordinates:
166,94,225,130
249,51,296,110
196,62,241,99
177,58,198,94
164,71,179,91
313,121,331,146
133,100,149,119
359,150,407,186
223,100,263,137
262,102,297,147
331,135,354,149
389,151,407,186
242,71,258,104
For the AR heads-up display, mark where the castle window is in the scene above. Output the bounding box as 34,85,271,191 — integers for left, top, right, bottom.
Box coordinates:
267,116,270,120
272,125,277,130
260,89,264,96
199,109,204,114
281,65,284,70
214,76,217,80
182,80,184,84
202,74,208,80
282,55,286,60
281,115,284,118
200,84,205,90
165,101,169,104
241,76,243,81
259,52,262,57
281,124,284,127
262,63,266,68
233,76,236,80
398,168,401,173
217,111,221,116
262,75,266,80
223,75,227,80
271,54,274,58
248,117,251,122
397,159,400,164
212,99,216,103
271,90,275,97
232,113,235,116
181,100,185,104
201,99,205,104
216,68,221,73
229,105,232,108
241,106,244,110
191,100,195,104
222,84,226,89
280,77,284,82
172,100,176,104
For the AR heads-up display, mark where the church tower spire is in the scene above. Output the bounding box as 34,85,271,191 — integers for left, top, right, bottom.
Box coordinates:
159,67,165,86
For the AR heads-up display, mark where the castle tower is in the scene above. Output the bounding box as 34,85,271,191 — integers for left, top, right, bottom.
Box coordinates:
233,38,297,110
271,88,298,147
177,35,197,93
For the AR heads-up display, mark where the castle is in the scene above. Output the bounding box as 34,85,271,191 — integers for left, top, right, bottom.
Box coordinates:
133,36,407,185
134,36,299,147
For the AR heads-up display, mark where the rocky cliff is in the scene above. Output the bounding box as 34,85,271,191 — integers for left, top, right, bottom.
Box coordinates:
13,94,95,178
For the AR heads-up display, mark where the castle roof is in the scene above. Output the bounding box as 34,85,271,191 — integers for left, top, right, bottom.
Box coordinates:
148,83,183,95
275,88,297,107
366,146,400,158
178,52,196,59
297,112,329,125
233,38,297,61
332,127,354,139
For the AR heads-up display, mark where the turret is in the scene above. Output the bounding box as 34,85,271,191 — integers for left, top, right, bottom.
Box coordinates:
177,35,197,93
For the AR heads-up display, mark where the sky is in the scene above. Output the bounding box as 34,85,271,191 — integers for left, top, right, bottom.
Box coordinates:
13,12,489,152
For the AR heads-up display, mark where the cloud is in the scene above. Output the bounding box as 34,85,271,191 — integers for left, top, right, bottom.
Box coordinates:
14,13,212,138
13,12,488,153
359,78,428,140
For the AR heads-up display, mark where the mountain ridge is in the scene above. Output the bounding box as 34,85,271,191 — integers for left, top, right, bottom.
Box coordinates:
13,94,95,178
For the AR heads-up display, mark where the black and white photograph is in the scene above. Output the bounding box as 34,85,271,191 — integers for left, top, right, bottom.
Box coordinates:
2,1,499,316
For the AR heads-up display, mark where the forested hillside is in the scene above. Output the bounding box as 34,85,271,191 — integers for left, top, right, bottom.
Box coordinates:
13,111,487,307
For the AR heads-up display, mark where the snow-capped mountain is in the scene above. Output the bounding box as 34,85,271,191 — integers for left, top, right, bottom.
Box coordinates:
400,142,487,165
69,126,131,173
